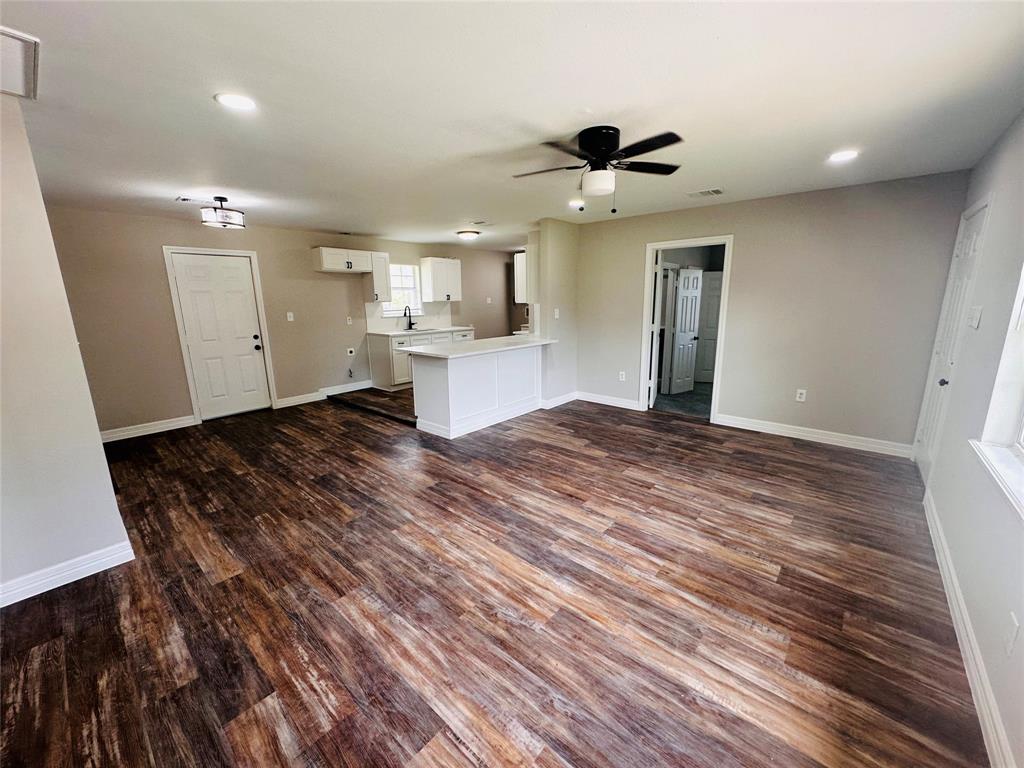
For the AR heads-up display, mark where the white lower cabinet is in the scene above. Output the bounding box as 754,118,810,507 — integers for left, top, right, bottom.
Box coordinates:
367,329,474,390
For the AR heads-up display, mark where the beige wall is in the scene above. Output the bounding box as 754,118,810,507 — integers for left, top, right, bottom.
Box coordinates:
538,219,579,400
1,97,130,595
46,204,511,430
927,113,1023,765
576,172,969,444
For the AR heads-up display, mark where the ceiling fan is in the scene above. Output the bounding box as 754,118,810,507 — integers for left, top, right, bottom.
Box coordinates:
514,125,683,198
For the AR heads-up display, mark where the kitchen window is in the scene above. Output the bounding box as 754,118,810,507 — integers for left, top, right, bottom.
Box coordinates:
382,264,423,317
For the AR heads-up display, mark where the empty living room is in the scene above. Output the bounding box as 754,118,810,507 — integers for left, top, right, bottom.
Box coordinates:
2,2,1023,766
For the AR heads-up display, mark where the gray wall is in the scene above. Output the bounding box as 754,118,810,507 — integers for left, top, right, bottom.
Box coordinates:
537,218,579,401
927,113,1024,765
0,96,130,596
576,172,969,444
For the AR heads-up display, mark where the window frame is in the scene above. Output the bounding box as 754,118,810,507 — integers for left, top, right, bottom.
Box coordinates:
381,264,424,318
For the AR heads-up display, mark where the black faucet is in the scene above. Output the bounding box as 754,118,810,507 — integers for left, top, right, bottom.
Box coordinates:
403,305,416,331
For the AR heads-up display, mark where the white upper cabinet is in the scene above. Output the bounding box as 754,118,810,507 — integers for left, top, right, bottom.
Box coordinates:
313,247,372,273
365,252,392,302
420,257,462,302
513,251,528,304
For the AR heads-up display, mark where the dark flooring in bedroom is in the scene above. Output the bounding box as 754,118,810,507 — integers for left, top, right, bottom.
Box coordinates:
653,382,713,420
0,401,986,767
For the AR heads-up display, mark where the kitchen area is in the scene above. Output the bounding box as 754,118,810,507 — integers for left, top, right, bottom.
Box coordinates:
314,245,549,434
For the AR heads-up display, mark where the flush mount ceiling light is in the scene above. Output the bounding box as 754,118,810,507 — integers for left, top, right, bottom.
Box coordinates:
828,149,860,164
214,93,256,111
201,196,245,229
582,169,616,197
456,230,480,241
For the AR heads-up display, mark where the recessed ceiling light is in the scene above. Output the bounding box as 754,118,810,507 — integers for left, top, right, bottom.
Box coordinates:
828,149,859,164
456,230,480,241
214,93,256,111
569,199,584,208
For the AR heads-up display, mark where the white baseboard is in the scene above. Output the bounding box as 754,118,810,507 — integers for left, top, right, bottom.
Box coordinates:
923,489,1016,768
0,540,135,607
542,391,578,409
274,380,373,409
576,391,645,411
713,413,913,458
101,415,199,443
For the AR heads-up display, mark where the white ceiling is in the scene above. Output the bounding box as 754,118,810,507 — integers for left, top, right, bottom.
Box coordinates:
3,2,1023,249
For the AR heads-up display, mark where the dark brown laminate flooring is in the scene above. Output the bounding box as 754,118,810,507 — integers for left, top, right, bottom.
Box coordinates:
1,401,987,767
328,387,416,425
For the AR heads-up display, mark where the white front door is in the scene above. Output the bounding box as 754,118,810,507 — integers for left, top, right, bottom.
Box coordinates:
695,272,722,383
670,269,702,394
914,201,988,480
171,252,271,419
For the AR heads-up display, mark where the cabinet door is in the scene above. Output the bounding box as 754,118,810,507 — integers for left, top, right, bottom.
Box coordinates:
445,259,462,301
513,252,527,303
420,258,439,302
347,250,372,272
317,248,349,271
368,252,391,302
392,350,411,384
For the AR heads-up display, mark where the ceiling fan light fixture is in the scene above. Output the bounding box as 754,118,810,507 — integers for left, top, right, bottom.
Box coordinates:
456,230,480,241
582,169,615,197
201,196,245,229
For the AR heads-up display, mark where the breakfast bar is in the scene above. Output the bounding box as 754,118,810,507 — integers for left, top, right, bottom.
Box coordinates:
406,335,556,438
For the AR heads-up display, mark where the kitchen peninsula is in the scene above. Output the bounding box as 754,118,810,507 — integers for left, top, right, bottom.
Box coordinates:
406,335,556,438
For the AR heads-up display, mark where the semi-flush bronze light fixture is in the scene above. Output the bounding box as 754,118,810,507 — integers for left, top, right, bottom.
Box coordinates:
201,196,245,229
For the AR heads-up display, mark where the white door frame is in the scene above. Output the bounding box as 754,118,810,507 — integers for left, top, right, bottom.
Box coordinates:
639,235,734,422
162,246,280,422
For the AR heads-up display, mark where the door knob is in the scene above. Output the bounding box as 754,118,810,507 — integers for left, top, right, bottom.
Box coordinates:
938,378,949,386
254,344,262,351
693,336,699,340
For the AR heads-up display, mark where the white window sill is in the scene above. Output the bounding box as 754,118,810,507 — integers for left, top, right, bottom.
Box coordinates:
970,439,1024,522
381,309,424,318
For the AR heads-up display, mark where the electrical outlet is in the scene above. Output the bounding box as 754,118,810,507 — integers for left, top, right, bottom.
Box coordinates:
486,296,492,304
795,389,807,402
1006,611,1020,657
346,316,353,325
286,311,294,322
346,348,355,356
554,308,560,320
618,371,626,382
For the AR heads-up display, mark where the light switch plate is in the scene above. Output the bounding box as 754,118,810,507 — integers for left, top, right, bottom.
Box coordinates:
286,311,294,322
554,308,560,320
346,316,353,325
486,296,492,304
966,305,983,329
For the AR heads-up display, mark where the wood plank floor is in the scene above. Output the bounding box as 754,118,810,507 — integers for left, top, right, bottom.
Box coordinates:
1,401,987,767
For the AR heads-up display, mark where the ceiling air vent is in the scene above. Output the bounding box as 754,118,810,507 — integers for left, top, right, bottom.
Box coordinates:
687,188,724,198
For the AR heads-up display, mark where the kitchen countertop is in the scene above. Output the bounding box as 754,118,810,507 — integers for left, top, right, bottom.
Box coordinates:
366,326,474,337
405,335,557,360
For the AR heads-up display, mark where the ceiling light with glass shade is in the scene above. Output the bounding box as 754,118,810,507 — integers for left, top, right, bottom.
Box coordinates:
201,196,245,229
456,230,480,241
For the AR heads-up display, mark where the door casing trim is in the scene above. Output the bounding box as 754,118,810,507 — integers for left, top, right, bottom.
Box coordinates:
639,235,734,423
162,246,280,422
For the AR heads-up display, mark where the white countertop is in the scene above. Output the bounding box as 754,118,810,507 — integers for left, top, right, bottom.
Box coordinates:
366,326,474,337
406,335,557,359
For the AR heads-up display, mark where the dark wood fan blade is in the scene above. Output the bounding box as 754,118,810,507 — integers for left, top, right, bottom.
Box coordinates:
614,132,682,160
513,164,586,178
542,140,596,162
614,161,679,175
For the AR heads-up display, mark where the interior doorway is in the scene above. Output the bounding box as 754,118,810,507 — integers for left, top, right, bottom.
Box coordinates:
641,236,733,422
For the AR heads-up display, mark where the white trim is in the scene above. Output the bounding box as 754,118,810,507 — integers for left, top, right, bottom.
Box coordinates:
418,397,540,439
970,440,1024,524
0,541,135,607
639,235,734,420
923,489,1017,768
714,413,913,457
162,246,280,419
101,414,200,442
273,380,374,409
542,391,578,409
577,391,645,411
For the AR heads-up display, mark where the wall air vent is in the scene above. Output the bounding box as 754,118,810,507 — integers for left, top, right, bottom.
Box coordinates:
687,188,724,198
